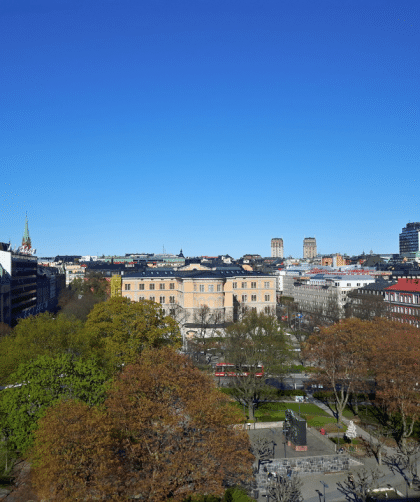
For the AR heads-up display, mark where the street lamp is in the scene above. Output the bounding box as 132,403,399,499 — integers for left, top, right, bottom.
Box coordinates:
320,481,328,501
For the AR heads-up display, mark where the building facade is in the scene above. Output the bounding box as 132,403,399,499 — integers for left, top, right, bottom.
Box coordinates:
271,238,284,259
384,278,420,328
283,273,375,319
303,237,317,259
121,268,277,336
399,222,420,259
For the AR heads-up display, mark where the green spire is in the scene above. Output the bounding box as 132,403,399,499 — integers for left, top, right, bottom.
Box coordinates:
22,213,31,249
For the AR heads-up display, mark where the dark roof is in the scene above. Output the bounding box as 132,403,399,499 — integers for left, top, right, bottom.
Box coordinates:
357,278,398,292
124,268,272,279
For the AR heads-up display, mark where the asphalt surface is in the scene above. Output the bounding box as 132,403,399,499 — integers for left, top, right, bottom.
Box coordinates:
250,394,420,502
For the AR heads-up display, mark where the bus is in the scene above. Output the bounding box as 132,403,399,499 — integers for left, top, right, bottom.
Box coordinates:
214,363,264,378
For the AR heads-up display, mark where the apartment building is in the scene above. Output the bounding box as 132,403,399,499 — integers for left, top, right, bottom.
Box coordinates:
384,278,420,328
283,273,375,318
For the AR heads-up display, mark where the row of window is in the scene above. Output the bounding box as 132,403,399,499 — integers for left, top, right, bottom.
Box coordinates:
124,281,273,292
237,294,271,302
125,282,176,291
387,293,419,304
194,284,223,292
138,296,176,304
391,305,420,316
232,281,271,289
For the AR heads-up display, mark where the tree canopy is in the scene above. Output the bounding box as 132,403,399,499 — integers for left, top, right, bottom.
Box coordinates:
83,296,182,371
0,313,84,384
303,318,374,423
31,348,253,502
223,310,290,419
0,354,109,452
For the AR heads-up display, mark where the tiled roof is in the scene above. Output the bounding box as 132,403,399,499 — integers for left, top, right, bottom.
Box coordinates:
385,278,420,292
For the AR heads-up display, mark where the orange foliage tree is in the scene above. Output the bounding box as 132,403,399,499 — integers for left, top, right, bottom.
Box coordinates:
372,322,420,452
31,347,253,502
303,318,374,423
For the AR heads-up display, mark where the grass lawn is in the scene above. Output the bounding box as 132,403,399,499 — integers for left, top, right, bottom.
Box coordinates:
253,402,336,426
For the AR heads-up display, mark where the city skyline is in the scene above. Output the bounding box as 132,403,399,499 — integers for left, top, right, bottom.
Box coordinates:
1,0,419,258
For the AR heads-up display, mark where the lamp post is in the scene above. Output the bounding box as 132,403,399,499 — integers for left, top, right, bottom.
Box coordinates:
320,481,328,501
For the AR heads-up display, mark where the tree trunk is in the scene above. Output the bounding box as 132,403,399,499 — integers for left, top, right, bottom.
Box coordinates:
248,402,255,420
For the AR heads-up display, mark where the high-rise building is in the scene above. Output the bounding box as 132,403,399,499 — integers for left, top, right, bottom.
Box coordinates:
303,237,317,259
399,222,420,258
271,238,284,258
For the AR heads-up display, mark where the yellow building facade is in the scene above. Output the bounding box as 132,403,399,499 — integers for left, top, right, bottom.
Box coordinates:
121,269,276,327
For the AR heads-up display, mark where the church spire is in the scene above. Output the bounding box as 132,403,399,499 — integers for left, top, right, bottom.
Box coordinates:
22,213,31,249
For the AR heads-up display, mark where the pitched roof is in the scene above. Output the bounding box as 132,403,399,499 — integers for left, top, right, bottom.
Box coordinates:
385,278,420,292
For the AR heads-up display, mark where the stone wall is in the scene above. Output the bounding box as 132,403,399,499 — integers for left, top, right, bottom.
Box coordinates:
256,454,350,493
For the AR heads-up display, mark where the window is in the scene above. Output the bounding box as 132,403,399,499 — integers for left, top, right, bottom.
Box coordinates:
265,294,270,302
265,307,271,314
264,281,270,288
159,283,165,290
169,283,175,290
242,295,247,302
149,283,155,290
357,283,360,287
170,309,175,316
199,285,205,292
347,283,351,287
150,296,155,302
169,296,175,304
138,283,144,290
208,285,214,292
159,296,165,304
125,284,131,291
251,282,256,289
232,282,237,289
217,284,222,292
139,296,144,301
241,282,247,289
251,295,257,302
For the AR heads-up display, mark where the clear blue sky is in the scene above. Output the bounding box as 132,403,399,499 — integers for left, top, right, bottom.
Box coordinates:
1,0,418,258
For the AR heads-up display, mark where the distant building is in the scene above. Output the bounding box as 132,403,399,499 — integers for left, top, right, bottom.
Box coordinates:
385,277,420,328
399,222,420,259
303,237,317,259
0,217,65,326
271,238,284,258
321,254,347,267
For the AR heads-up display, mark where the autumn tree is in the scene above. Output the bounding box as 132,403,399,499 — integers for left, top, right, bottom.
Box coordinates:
223,310,291,420
303,318,374,424
31,400,120,502
31,348,253,502
0,313,84,384
372,323,420,454
83,296,181,372
0,354,109,452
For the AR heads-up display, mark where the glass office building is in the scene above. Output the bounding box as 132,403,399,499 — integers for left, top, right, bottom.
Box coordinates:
399,222,420,257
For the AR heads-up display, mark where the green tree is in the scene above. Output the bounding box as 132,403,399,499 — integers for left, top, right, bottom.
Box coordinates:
0,354,109,452
0,313,84,384
223,310,290,420
83,296,181,372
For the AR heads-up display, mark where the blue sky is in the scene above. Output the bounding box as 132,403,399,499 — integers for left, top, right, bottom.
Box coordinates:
1,0,418,258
